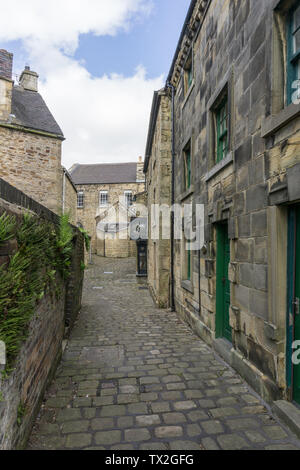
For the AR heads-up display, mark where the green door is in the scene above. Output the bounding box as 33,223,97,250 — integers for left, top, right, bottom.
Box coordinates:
216,223,232,342
288,206,300,405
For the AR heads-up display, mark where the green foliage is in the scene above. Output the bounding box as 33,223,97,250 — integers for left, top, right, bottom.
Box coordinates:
56,213,74,279
80,260,86,272
17,401,26,426
0,212,75,372
78,226,91,252
0,213,16,246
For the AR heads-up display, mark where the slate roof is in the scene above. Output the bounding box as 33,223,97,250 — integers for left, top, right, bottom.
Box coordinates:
70,163,138,185
11,86,64,138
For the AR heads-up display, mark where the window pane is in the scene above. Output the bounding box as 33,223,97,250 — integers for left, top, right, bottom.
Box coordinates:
125,192,133,207
294,29,300,53
294,6,300,32
100,192,108,206
77,192,84,208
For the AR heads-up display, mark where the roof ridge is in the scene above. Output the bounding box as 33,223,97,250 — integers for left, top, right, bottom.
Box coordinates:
75,162,137,166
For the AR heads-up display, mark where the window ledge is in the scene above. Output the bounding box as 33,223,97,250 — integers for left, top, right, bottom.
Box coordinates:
182,81,195,109
261,102,300,138
181,280,194,294
179,185,194,202
204,152,233,182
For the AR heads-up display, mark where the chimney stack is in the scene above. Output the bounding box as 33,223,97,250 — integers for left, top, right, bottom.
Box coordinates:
136,156,145,183
20,66,39,92
0,49,13,121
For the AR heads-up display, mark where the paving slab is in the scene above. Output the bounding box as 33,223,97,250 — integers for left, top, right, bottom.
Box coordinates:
27,257,300,450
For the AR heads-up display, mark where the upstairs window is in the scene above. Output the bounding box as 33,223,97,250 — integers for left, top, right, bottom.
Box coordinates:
215,96,229,163
124,191,133,207
287,4,300,104
99,191,108,207
183,141,192,191
184,50,193,96
77,191,84,209
187,246,191,281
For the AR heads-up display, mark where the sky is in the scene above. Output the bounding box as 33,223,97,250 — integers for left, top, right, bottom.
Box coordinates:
0,0,190,169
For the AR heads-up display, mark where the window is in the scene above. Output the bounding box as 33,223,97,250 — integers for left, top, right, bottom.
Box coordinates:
215,96,229,163
99,191,108,207
124,191,133,207
287,4,300,104
183,142,192,191
77,191,84,208
187,246,191,281
182,236,192,283
184,50,193,95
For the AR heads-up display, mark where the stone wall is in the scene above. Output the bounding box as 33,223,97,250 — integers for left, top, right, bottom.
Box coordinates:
0,178,84,449
63,170,77,226
145,91,172,308
153,0,300,403
0,126,64,215
76,181,145,255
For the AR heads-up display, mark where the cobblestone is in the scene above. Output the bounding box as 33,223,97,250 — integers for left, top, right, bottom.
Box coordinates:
27,258,300,450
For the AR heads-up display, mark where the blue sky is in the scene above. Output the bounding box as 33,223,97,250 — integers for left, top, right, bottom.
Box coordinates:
0,0,191,167
74,0,190,79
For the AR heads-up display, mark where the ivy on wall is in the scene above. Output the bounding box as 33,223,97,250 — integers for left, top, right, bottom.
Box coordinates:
0,211,74,372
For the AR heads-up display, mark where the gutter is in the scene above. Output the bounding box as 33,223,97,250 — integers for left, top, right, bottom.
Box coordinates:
62,168,66,214
166,0,198,84
144,91,162,174
0,121,65,141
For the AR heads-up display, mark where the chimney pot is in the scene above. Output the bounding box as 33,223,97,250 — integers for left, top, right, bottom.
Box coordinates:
0,49,13,81
0,49,13,121
20,66,39,92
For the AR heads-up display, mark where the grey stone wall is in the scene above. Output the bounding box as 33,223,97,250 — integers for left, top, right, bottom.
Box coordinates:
169,0,300,402
0,179,84,449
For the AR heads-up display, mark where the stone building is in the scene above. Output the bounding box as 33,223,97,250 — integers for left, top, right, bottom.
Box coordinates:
144,0,300,407
144,90,172,307
70,158,145,256
0,50,77,222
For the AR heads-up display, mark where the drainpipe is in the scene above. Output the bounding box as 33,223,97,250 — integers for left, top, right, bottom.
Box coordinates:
166,81,175,312
62,168,66,214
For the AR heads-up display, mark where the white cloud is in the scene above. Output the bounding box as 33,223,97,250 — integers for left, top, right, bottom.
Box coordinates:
39,54,163,168
0,0,164,168
0,0,153,52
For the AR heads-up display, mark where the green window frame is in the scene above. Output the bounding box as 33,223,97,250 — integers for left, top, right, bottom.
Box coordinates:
183,145,192,191
216,97,228,163
184,50,193,95
187,65,193,88
287,3,300,105
187,247,191,281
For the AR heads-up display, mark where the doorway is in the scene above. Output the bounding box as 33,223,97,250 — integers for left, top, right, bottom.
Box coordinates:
287,205,300,405
216,223,232,343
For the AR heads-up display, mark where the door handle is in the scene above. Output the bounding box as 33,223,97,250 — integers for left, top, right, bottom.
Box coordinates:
293,298,300,316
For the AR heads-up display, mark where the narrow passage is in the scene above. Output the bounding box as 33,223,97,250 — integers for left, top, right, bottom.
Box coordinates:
28,257,300,450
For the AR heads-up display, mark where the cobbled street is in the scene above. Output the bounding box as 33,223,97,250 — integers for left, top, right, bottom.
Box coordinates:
28,257,300,450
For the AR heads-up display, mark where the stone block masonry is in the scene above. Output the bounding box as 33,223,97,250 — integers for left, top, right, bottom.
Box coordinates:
0,127,63,215
0,179,84,449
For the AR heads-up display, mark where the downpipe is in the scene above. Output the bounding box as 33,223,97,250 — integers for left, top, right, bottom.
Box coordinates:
166,81,175,312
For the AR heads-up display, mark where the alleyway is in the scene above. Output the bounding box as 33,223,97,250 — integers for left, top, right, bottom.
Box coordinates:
28,257,300,450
